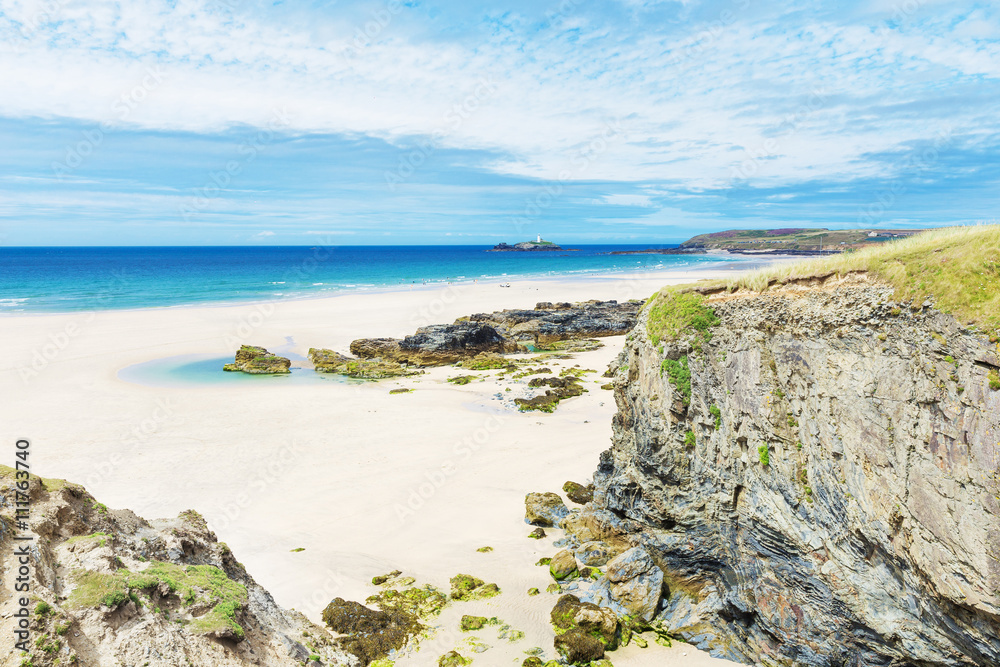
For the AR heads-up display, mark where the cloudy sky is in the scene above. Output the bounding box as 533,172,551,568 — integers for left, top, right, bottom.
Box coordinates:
0,0,997,244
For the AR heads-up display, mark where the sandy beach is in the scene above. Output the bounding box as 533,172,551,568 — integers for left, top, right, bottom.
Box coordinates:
0,266,754,666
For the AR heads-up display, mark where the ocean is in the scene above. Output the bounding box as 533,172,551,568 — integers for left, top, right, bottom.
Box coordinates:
0,245,739,313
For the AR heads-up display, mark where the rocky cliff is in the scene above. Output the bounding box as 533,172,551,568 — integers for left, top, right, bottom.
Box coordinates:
590,274,1000,666
0,467,352,667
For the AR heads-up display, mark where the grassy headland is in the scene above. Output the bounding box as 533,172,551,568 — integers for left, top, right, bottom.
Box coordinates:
681,227,924,252
693,225,1000,333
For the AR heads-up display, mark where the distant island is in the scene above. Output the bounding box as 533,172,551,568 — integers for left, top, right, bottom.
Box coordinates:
488,236,569,251
608,227,926,256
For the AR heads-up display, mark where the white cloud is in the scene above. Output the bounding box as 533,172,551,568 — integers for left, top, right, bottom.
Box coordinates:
0,0,996,190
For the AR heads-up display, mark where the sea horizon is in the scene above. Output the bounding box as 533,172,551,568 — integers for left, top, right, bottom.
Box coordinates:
0,244,749,314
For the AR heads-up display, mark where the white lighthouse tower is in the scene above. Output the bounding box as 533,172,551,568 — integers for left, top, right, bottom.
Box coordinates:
536,234,542,242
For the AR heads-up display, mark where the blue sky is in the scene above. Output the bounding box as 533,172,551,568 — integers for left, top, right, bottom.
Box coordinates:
0,0,997,245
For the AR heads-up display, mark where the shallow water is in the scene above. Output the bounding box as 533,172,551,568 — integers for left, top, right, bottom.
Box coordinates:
117,354,360,388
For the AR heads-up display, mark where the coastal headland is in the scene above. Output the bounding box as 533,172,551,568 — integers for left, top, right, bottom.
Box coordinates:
3,227,998,667
609,227,928,256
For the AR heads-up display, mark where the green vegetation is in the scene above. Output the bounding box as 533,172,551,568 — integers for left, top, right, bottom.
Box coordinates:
290,547,305,552
989,370,1000,391
646,290,720,347
684,430,696,449
710,226,1000,333
681,227,921,252
661,356,692,406
476,546,493,553
67,562,248,639
709,405,721,429
449,574,500,601
447,375,477,385
758,445,770,467
460,615,488,631
34,601,52,616
463,354,510,370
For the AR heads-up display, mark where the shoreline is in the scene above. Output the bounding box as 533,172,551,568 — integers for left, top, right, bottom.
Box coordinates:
0,266,772,666
0,254,802,318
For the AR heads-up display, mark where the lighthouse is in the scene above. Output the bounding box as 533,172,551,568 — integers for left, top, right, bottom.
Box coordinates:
536,234,542,242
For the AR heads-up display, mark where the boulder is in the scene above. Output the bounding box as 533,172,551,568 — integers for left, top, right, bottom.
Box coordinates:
223,345,291,374
549,550,578,581
603,547,664,621
525,492,569,526
563,481,594,504
575,541,612,567
549,594,618,648
554,629,605,665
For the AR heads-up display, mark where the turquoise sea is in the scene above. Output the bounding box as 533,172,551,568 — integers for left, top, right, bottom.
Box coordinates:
0,245,738,313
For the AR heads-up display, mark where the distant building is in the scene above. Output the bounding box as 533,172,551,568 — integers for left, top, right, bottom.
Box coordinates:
868,231,878,237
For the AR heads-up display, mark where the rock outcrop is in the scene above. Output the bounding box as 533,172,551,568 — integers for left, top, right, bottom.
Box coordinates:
525,492,570,527
489,241,564,251
223,345,291,374
308,348,422,379
341,301,640,370
586,276,1000,666
0,466,352,667
350,322,519,367
470,300,642,346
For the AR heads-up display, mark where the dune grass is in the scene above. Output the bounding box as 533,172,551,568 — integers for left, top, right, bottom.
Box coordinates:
704,225,1000,333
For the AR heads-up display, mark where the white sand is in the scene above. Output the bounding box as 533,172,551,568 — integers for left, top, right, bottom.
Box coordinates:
0,267,751,666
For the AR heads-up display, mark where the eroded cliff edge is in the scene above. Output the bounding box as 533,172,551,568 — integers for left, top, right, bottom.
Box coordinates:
590,274,1000,666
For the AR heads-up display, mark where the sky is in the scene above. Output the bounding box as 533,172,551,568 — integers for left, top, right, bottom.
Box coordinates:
0,0,997,245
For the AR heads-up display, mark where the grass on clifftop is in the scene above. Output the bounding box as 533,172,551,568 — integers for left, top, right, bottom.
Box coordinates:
68,562,248,639
714,225,1000,333
646,290,720,346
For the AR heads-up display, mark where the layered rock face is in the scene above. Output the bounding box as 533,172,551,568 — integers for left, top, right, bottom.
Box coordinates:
0,467,351,667
593,277,1000,666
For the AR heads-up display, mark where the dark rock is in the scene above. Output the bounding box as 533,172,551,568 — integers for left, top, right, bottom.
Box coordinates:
515,377,585,413
528,527,547,539
563,481,594,505
321,597,421,665
554,628,605,665
470,300,642,345
351,322,519,367
223,345,291,374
